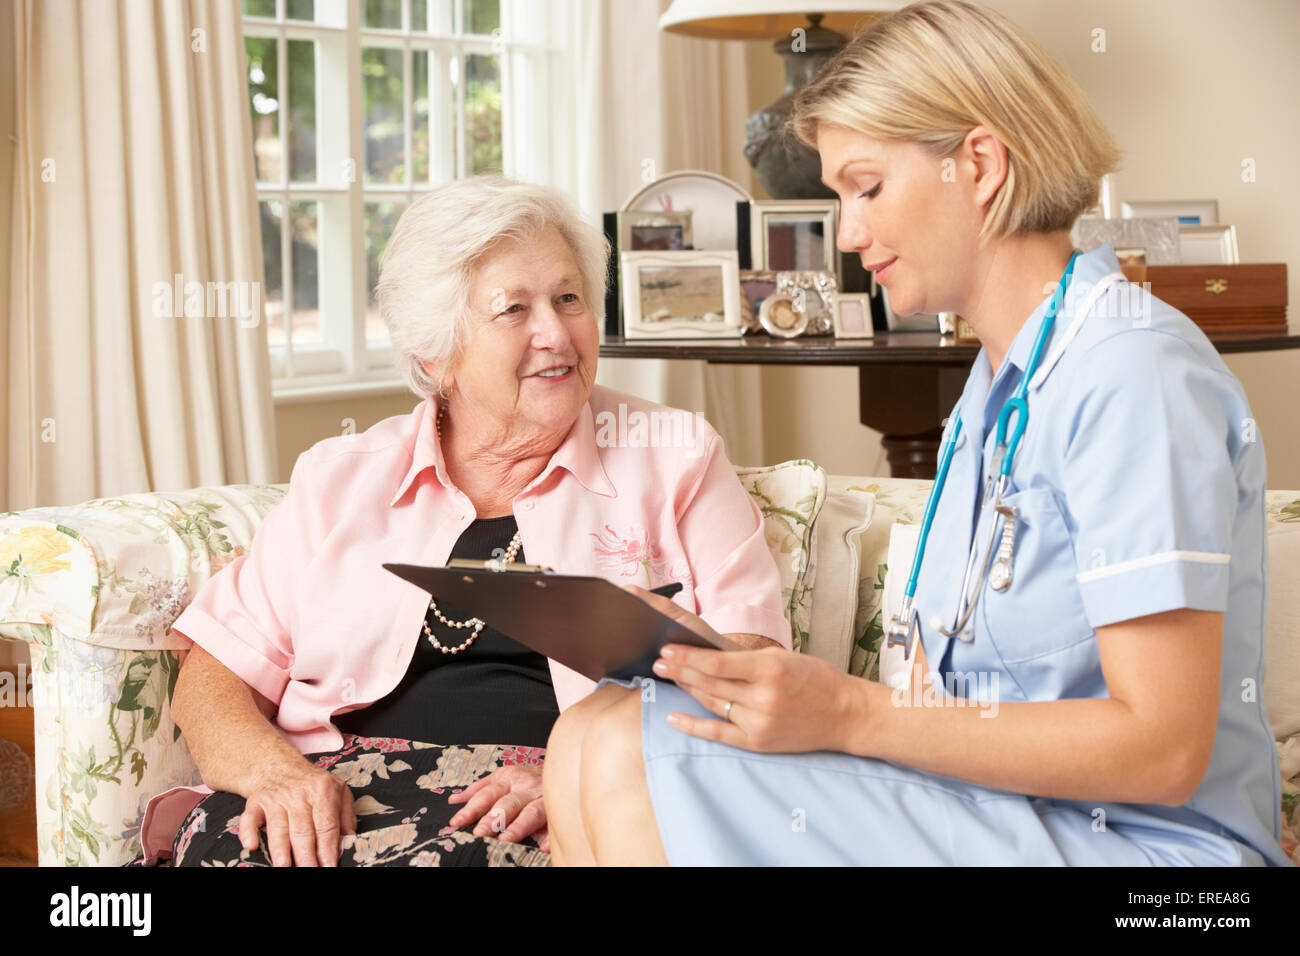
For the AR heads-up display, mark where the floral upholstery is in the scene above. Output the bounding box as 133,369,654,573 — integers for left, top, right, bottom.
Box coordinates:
1,477,1295,866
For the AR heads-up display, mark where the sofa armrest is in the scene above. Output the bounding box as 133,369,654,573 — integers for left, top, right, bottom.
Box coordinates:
5,626,197,865
0,483,289,865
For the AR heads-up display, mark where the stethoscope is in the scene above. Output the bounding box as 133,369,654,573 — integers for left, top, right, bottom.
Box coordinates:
886,253,1127,660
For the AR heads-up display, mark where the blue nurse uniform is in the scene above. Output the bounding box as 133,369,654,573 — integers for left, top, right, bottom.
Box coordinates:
636,243,1290,866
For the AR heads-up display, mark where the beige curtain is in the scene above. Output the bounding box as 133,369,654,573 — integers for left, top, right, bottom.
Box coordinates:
572,0,766,467
5,0,277,513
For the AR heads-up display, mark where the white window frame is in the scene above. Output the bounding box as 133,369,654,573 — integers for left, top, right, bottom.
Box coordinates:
244,0,574,403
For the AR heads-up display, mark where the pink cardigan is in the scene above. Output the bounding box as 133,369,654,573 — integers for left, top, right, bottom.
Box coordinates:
138,384,789,862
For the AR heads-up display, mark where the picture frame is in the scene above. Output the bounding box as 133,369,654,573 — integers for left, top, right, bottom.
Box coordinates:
1074,216,1181,265
1178,224,1239,265
620,250,742,339
834,293,874,339
1121,199,1219,226
619,209,694,252
748,200,840,284
769,270,837,337
758,293,808,338
738,269,777,334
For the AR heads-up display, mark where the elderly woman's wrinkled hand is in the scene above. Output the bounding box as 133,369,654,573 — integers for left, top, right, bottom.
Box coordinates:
447,764,548,850
238,756,358,867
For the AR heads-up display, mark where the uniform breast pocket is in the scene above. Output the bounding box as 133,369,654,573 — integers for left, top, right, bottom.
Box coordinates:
976,486,1096,692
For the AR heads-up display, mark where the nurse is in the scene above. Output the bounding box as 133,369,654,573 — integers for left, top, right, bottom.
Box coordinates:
542,0,1290,866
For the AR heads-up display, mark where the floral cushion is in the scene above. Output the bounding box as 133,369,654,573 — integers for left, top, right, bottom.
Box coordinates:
825,476,933,681
736,460,827,653
0,484,288,865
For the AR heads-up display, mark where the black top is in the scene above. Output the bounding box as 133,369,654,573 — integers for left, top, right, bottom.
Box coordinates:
334,516,560,747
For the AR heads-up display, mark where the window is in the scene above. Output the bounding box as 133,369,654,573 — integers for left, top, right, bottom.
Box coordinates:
243,0,573,399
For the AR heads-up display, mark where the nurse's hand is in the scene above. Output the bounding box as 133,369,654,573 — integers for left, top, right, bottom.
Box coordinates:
626,585,856,753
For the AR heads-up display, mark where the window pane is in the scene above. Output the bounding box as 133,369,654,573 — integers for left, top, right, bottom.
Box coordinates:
363,47,405,184
287,40,316,183
260,199,285,346
364,0,402,29
243,0,275,17
286,0,314,20
365,201,406,342
412,51,429,182
466,54,501,175
411,0,427,32
465,0,499,36
290,200,322,345
246,37,281,183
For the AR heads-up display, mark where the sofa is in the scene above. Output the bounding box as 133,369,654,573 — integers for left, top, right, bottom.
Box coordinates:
1,461,1296,866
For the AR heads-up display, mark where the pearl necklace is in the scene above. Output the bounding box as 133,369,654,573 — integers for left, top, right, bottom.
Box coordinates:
426,399,524,655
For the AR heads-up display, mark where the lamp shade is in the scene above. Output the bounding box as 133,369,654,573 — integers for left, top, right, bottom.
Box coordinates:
659,0,907,40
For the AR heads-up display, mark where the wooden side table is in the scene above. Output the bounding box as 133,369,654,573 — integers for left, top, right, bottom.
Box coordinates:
0,663,37,867
600,331,1300,478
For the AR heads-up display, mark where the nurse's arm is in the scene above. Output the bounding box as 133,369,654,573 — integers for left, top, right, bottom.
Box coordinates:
842,607,1221,807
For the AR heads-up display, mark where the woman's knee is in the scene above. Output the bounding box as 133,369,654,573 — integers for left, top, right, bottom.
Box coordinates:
546,683,635,763
579,687,644,790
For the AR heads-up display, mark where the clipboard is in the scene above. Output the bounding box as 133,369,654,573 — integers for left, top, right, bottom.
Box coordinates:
383,561,738,683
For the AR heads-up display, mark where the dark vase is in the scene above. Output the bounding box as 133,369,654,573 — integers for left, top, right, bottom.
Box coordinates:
743,17,848,200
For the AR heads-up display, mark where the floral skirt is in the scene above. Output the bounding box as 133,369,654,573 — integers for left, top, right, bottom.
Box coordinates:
132,735,551,867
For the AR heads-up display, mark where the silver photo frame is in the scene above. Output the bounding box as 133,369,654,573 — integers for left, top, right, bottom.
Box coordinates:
620,250,742,339
1074,216,1182,265
771,270,837,337
749,200,840,284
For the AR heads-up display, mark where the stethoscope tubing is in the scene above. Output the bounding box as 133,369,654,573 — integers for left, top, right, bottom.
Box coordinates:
901,251,1081,606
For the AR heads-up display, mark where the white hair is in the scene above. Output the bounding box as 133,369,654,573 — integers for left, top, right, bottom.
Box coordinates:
375,176,610,400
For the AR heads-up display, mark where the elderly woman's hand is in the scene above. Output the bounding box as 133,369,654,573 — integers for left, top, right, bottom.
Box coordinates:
447,764,548,849
238,754,358,867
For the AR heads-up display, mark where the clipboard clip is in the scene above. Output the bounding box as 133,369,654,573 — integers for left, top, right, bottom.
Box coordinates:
446,558,556,574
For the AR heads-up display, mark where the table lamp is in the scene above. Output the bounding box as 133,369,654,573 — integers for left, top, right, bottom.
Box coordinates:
660,1,906,199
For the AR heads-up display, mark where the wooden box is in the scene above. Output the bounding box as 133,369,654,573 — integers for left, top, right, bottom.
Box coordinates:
1120,263,1288,334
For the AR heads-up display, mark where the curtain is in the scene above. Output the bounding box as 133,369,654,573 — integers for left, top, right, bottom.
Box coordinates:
6,0,278,513
569,0,767,467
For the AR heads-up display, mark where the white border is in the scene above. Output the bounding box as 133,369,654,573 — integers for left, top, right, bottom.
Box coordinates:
833,292,874,339
750,200,839,282
620,250,742,339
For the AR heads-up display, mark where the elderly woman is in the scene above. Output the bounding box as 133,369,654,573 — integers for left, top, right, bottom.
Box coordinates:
544,0,1290,867
132,176,788,867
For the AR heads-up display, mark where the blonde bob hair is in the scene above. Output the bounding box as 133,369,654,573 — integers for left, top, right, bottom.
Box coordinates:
793,0,1120,239
375,176,609,400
